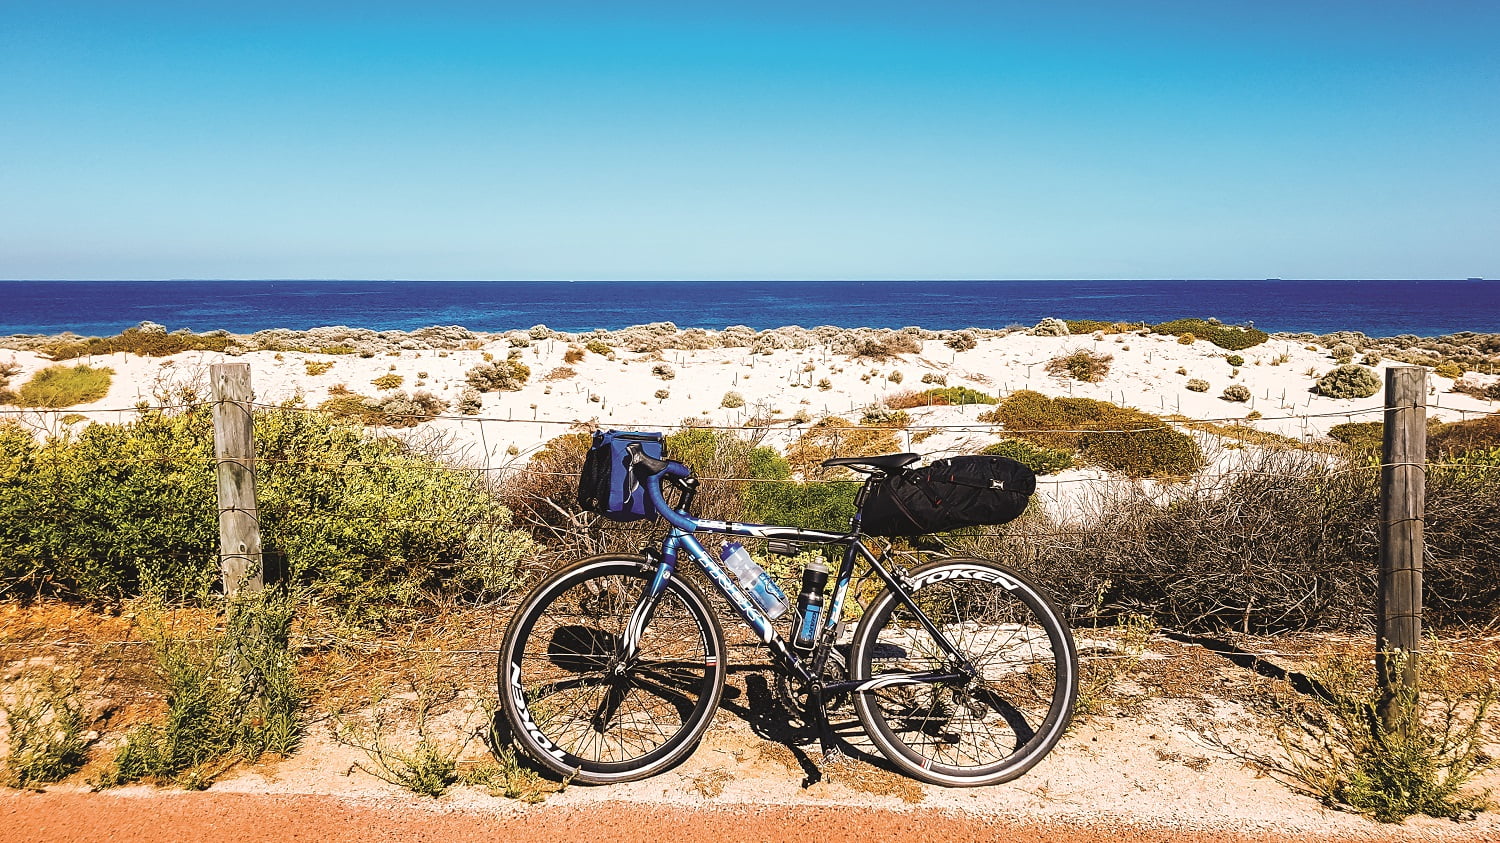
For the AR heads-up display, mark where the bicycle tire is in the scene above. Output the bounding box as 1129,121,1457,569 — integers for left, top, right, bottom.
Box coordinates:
499,555,726,784
850,556,1077,786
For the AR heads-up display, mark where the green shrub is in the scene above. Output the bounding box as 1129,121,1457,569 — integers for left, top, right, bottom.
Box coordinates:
46,328,231,361
979,439,1074,475
720,390,745,408
1434,361,1463,380
850,334,920,359
1330,343,1357,364
1152,318,1269,350
1328,422,1384,453
1221,384,1251,403
1045,350,1112,383
982,390,1204,477
102,592,300,789
372,373,404,391
651,363,676,380
584,339,614,357
304,360,334,376
466,359,530,392
14,365,113,408
1186,378,1210,393
1177,333,1196,345
1316,365,1381,399
1,669,92,787
743,478,859,534
884,386,996,409
0,409,537,615
920,373,946,385
1225,354,1245,367
1269,648,1496,822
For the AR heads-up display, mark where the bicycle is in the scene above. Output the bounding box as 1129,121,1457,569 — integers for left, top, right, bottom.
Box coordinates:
498,444,1078,787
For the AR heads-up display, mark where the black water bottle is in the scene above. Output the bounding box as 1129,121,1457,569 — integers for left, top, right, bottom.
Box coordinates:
792,561,830,653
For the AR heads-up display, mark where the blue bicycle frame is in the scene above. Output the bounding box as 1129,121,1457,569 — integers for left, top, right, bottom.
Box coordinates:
626,458,970,696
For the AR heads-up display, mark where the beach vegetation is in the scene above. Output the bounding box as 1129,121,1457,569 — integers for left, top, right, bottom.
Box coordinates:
13,364,113,408
979,439,1074,475
1221,384,1251,403
1316,365,1381,399
1361,352,1382,366
886,370,903,384
920,373,947,385
981,390,1204,478
944,332,977,351
466,359,530,392
562,346,585,364
849,333,921,360
1029,318,1070,337
1265,646,1496,822
1045,349,1113,383
372,373,404,391
1186,379,1210,393
304,360,334,376
786,416,902,476
1225,354,1245,367
542,366,575,381
1177,333,1196,345
0,408,535,616
1331,343,1357,364
651,363,676,380
1434,361,1463,380
859,407,910,428
456,388,482,415
654,388,669,401
884,386,996,409
45,327,232,361
1152,319,1269,350
1063,319,1129,334
100,591,301,790
1,668,92,788
817,378,832,391
720,391,745,409
584,340,614,358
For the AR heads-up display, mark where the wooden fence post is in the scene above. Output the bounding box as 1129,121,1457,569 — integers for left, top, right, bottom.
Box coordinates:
212,362,264,596
1377,366,1425,725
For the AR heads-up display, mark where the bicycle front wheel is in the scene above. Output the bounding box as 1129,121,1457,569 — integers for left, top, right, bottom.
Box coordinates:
850,556,1077,786
499,555,726,783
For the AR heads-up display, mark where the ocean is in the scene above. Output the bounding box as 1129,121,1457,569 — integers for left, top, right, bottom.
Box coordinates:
1,279,1496,337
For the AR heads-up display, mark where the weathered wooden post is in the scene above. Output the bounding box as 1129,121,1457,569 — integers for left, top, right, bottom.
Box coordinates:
212,362,264,596
1377,366,1425,726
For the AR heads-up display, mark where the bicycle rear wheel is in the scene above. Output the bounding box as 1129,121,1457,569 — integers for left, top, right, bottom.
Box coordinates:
499,555,725,783
850,556,1077,786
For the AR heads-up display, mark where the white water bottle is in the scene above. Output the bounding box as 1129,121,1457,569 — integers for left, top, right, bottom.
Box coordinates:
720,542,790,619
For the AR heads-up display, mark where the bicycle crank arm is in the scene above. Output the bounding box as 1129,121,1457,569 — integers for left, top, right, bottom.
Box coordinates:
823,671,966,695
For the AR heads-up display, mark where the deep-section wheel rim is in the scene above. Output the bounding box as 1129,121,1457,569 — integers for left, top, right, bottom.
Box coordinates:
502,558,724,780
853,559,1076,785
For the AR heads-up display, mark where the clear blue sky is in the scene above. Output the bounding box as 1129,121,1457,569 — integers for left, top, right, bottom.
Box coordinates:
2,1,1496,280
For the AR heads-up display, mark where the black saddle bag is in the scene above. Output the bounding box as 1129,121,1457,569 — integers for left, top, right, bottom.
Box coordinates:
860,455,1036,537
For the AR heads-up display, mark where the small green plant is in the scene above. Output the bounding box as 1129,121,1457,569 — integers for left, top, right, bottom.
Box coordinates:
304,360,334,376
1076,612,1157,717
1316,365,1381,399
584,339,614,358
1330,343,1357,364
979,439,1074,475
1225,354,1245,367
335,676,481,798
1177,333,1196,345
1,669,92,788
1268,647,1497,822
1186,378,1210,393
1221,384,1251,403
456,388,483,415
720,390,745,409
372,373,404,391
1046,350,1113,383
1360,352,1382,366
102,592,301,790
15,365,113,408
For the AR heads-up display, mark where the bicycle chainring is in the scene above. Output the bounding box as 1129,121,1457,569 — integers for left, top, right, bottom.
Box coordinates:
774,648,849,727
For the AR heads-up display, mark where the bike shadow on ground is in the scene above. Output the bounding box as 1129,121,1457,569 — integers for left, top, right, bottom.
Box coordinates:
717,664,896,787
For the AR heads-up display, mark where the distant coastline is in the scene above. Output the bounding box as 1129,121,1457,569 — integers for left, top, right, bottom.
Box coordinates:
3,279,1498,337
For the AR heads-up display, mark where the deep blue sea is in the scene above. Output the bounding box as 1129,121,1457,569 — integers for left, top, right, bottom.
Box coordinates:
1,280,1497,337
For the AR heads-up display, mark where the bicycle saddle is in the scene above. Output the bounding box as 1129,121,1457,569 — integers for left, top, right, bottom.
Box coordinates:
820,453,920,472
